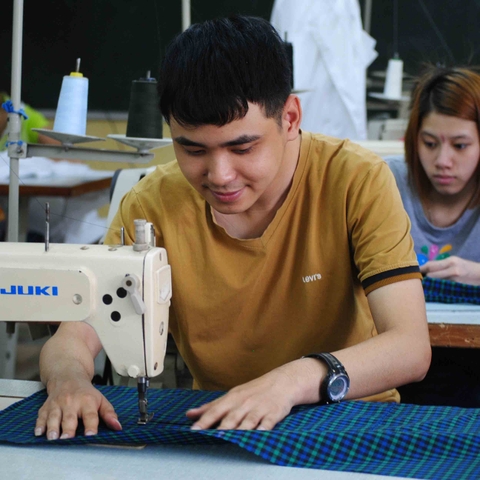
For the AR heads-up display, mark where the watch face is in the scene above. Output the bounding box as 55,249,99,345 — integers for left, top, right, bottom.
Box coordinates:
328,374,350,402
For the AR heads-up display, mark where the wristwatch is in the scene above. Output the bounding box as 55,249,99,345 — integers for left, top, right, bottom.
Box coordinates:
302,352,350,404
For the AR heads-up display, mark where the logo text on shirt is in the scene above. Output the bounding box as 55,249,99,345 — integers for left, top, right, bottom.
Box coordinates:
302,273,322,283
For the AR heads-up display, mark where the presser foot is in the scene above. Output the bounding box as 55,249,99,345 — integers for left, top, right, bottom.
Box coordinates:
137,412,154,425
137,376,154,425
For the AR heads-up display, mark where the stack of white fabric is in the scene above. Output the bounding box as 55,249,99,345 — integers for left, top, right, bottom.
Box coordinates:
0,151,112,244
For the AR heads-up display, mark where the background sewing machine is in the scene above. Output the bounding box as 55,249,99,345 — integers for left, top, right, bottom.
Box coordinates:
0,218,172,424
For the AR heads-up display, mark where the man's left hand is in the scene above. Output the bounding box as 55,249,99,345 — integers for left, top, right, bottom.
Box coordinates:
186,359,322,430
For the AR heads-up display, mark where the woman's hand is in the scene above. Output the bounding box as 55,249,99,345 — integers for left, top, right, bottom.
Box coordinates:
421,256,480,285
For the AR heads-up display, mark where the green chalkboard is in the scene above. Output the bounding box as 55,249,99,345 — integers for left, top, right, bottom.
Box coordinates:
1,0,275,111
3,1,480,111
359,0,480,76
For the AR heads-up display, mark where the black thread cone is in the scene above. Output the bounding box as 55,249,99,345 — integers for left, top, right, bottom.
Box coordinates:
126,78,163,139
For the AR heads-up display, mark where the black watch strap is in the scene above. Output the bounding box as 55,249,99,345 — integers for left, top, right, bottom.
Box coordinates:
302,352,349,404
303,352,346,375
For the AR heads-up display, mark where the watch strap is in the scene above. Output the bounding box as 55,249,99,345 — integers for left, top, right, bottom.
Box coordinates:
302,352,349,404
303,352,347,375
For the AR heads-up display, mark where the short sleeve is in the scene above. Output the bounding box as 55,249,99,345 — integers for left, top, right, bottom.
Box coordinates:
347,160,421,294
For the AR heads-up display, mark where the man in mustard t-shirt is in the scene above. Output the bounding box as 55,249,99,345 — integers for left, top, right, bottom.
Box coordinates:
35,15,431,440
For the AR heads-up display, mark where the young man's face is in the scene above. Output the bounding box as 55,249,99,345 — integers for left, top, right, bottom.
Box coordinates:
170,100,300,216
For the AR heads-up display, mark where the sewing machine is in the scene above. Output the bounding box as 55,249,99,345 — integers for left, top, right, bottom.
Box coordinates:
0,218,172,424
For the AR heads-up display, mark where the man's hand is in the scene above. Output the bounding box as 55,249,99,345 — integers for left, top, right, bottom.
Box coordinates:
34,379,121,440
186,360,322,431
421,256,480,285
36,322,118,439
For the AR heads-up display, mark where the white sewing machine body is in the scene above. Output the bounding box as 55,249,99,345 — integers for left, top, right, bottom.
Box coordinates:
0,241,171,380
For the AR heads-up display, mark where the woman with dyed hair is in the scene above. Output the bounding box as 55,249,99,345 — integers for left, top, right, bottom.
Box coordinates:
386,65,480,407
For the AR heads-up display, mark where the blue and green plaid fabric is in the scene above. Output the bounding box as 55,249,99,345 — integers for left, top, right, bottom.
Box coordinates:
1,385,480,479
423,277,480,305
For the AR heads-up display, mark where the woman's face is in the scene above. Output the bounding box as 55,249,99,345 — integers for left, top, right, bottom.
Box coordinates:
417,112,480,198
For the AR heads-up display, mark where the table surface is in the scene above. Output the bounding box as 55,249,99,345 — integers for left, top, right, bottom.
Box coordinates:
0,172,113,197
426,302,480,325
0,379,406,480
355,140,404,157
1,303,479,478
426,302,480,348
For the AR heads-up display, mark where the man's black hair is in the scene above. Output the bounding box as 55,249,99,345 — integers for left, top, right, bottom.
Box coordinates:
158,15,292,127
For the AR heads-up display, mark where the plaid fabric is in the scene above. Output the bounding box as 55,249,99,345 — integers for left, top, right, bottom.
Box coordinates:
423,277,480,305
1,386,480,479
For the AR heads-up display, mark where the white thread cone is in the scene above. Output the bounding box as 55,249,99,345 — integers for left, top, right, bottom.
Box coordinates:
53,75,89,135
383,58,403,100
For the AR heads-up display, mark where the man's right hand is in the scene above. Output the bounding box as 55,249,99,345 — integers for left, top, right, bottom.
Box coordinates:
36,322,122,440
34,378,122,440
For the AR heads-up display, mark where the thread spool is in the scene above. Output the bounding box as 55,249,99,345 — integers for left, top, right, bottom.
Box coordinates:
383,57,404,100
126,73,163,139
53,59,88,136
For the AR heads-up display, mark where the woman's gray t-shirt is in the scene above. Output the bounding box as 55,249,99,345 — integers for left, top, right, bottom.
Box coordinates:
385,155,480,265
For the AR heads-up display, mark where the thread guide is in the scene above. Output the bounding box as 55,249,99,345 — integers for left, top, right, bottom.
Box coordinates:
30,64,172,153
8,60,171,163
31,129,172,153
107,134,172,154
31,128,104,147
